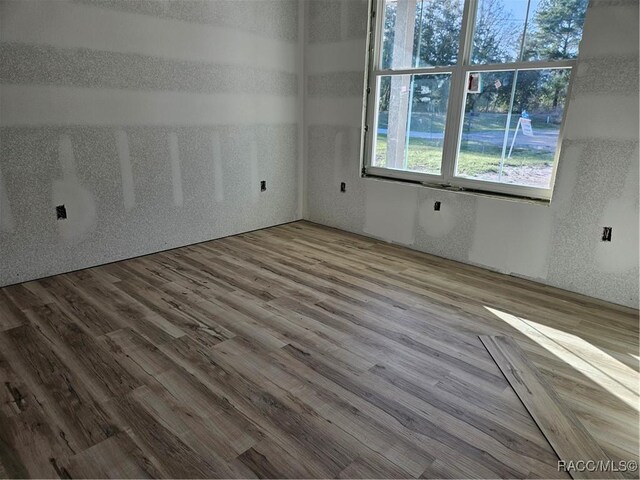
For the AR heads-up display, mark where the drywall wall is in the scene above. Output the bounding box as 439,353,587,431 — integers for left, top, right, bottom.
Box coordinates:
0,0,301,286
305,0,639,308
1,0,637,309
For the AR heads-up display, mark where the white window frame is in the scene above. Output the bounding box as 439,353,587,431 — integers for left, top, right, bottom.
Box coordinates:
361,0,579,201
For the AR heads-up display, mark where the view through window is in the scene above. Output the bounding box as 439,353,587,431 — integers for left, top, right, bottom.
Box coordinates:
365,0,588,198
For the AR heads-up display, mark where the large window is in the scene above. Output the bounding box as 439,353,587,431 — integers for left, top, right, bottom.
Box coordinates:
363,0,588,199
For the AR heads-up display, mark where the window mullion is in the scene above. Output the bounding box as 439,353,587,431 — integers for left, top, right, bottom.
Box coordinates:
459,0,478,66
371,0,386,71
441,0,478,184
461,59,576,72
363,0,385,171
441,68,463,183
518,0,533,62
373,66,457,76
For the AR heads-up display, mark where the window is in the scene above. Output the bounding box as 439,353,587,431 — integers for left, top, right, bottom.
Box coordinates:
363,0,588,199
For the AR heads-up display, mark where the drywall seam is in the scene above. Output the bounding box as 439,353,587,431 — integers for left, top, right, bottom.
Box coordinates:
250,136,260,202
115,130,136,211
363,180,418,246
168,132,184,207
305,97,363,126
333,131,344,187
53,135,97,242
306,40,367,74
0,166,15,233
58,134,77,180
211,132,224,203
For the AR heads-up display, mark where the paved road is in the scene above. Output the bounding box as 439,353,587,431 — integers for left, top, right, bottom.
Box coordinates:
378,128,559,150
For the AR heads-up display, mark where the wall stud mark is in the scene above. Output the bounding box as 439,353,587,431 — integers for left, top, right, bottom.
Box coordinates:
56,205,67,220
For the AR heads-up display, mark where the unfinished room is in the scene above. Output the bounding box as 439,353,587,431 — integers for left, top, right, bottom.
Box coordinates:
0,0,638,478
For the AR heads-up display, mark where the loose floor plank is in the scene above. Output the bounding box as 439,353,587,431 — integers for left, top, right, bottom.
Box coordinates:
480,335,624,480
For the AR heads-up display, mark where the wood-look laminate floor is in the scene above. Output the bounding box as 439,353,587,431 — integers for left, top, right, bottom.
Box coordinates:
0,221,637,479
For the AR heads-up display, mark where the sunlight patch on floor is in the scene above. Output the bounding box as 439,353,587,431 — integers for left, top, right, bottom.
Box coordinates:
484,306,639,412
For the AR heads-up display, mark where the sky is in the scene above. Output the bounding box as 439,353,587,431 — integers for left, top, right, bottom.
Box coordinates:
494,0,543,33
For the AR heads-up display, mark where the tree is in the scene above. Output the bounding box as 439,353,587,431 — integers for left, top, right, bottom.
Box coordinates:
455,0,519,117
380,0,586,130
381,1,398,70
523,0,588,110
472,0,520,64
379,0,513,112
524,0,588,61
412,0,463,67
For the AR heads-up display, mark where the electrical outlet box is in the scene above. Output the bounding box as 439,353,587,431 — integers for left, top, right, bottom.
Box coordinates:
260,180,266,192
434,201,441,211
56,205,67,220
602,227,612,242
340,182,346,193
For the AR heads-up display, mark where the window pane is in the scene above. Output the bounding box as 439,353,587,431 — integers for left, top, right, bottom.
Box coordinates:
381,0,464,69
456,68,571,188
374,73,451,174
471,0,589,64
522,0,588,61
471,0,528,64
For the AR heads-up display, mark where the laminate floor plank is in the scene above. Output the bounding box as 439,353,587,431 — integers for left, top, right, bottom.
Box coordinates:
57,432,163,479
36,276,121,337
102,327,181,378
282,343,534,479
0,325,117,454
205,337,416,479
193,240,330,305
369,362,560,463
236,342,438,477
23,304,141,403
0,350,30,418
102,391,228,478
0,220,635,479
109,277,233,347
154,368,262,459
1,284,49,311
237,440,320,479
0,292,27,332
0,351,73,479
64,274,182,345
223,237,498,373
158,336,357,478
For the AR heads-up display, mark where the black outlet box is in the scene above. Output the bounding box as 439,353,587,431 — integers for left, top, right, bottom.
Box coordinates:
56,204,67,220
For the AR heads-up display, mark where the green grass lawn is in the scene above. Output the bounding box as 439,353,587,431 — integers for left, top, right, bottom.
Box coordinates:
374,136,443,174
379,112,559,135
375,135,554,176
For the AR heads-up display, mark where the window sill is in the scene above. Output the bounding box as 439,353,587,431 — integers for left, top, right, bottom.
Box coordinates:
362,172,552,205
